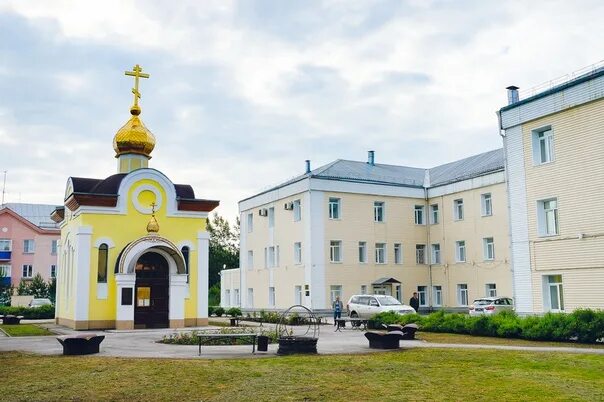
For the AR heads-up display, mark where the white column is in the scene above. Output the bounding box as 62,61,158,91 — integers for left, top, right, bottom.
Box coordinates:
239,211,247,308
54,240,62,321
169,274,188,326
308,190,326,309
115,273,136,324
197,231,210,320
74,225,92,324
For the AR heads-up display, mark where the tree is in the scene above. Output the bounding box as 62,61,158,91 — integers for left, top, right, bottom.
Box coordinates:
0,269,12,306
17,279,31,296
206,213,240,288
27,273,49,298
48,278,56,304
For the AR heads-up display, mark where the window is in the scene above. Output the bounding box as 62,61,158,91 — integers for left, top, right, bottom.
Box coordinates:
295,285,302,304
247,288,254,308
330,285,342,302
415,244,426,265
247,250,254,270
417,286,427,306
50,265,57,279
394,243,402,264
538,198,559,236
374,201,385,222
263,247,268,268
23,239,35,253
532,127,554,164
455,241,466,262
481,193,492,216
430,204,439,224
414,205,425,225
268,246,276,268
51,240,58,255
546,275,564,311
269,287,276,307
294,242,302,264
454,199,464,220
268,207,275,228
293,200,301,221
247,213,253,233
22,264,33,278
457,284,468,306
483,237,494,260
431,244,441,264
361,285,367,294
181,246,190,280
432,286,442,307
0,265,10,278
328,197,341,219
485,283,497,297
395,285,402,302
375,243,386,264
330,241,342,263
97,243,108,283
358,242,367,263
234,289,240,305
0,239,11,251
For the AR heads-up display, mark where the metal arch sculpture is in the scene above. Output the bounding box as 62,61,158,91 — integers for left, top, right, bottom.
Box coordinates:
276,305,320,355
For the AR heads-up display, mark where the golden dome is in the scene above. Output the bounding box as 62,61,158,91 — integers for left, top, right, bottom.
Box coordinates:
113,107,156,158
146,214,159,233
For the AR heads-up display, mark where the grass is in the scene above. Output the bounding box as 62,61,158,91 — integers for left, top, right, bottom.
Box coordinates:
1,349,603,401
0,324,53,337
418,331,604,349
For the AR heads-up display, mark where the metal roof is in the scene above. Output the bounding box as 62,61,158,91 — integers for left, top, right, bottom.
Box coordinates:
428,149,504,187
372,277,402,285
2,203,61,229
315,160,426,187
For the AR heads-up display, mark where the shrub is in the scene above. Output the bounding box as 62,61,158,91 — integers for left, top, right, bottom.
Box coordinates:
568,309,604,343
226,307,242,317
208,306,216,316
214,307,225,317
159,327,278,345
0,304,55,319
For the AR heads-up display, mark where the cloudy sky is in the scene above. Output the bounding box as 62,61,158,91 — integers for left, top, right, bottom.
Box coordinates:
1,0,603,220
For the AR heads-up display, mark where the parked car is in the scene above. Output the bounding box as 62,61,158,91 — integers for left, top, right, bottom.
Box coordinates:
468,297,514,316
346,295,416,319
28,298,53,308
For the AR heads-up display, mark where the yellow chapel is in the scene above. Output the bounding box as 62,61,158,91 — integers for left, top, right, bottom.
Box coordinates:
51,65,219,330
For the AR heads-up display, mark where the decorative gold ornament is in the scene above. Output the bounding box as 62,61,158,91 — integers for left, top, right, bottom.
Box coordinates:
146,202,160,234
113,64,156,158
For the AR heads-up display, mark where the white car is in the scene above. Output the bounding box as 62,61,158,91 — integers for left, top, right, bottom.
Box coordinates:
468,297,514,316
346,295,416,319
28,298,53,308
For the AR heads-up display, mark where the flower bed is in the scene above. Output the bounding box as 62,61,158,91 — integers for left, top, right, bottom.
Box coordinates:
159,327,278,345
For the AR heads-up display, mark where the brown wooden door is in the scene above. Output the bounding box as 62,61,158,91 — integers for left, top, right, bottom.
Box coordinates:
134,252,169,329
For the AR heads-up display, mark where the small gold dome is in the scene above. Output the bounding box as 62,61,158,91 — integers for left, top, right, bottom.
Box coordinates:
146,215,159,233
113,107,156,158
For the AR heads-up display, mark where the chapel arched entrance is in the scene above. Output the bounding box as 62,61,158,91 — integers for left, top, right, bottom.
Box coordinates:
134,251,169,329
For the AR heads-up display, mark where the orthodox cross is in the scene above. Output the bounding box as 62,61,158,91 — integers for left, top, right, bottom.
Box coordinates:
150,201,157,215
125,64,150,108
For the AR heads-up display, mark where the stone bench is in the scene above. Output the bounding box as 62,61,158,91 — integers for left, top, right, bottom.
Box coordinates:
364,332,401,349
56,334,105,355
0,315,24,325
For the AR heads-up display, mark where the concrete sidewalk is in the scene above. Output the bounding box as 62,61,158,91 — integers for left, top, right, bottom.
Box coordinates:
0,321,602,359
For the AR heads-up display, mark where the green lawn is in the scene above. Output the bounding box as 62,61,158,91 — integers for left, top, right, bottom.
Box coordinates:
418,331,604,349
2,349,603,401
0,324,53,337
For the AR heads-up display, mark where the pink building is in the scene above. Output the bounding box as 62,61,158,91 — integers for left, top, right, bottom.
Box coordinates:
0,203,60,286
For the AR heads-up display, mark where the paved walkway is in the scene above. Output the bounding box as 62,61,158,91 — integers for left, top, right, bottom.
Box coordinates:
0,320,602,359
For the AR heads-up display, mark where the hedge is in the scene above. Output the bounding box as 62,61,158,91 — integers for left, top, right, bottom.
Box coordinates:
371,309,604,344
0,305,55,319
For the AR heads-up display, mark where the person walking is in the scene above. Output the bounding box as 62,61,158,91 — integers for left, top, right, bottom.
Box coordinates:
332,296,343,325
409,292,420,313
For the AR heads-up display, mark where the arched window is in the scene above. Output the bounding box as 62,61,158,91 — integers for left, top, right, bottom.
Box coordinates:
98,243,108,283
181,246,190,282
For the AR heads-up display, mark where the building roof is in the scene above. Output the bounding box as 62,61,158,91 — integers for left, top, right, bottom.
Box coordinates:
2,203,61,229
428,148,504,187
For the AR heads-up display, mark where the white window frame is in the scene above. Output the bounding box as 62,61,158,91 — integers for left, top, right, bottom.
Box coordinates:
545,275,564,312
483,237,495,261
432,285,442,307
263,247,268,269
358,242,367,264
532,126,554,165
537,198,559,236
50,265,57,278
431,243,441,264
374,201,385,222
22,264,33,278
268,207,275,228
295,285,302,305
330,240,342,263
247,250,254,270
293,199,301,222
0,265,11,278
330,285,342,303
375,243,386,264
247,213,253,233
415,244,426,265
457,284,468,306
328,197,341,220
225,289,231,307
481,193,492,217
247,288,254,308
51,240,58,255
417,286,427,306
455,241,466,263
267,246,276,268
360,285,367,295
0,239,11,251
485,283,497,297
234,288,240,306
294,242,302,265
454,199,464,221
269,287,276,307
23,239,35,253
430,204,439,224
394,243,402,264
414,205,425,225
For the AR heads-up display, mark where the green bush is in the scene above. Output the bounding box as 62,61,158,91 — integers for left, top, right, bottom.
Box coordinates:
0,304,55,319
208,306,216,316
159,327,278,345
214,307,225,317
568,309,604,343
226,307,242,317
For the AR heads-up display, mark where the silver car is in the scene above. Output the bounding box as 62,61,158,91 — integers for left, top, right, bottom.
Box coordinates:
469,297,514,316
28,298,52,308
346,295,416,319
